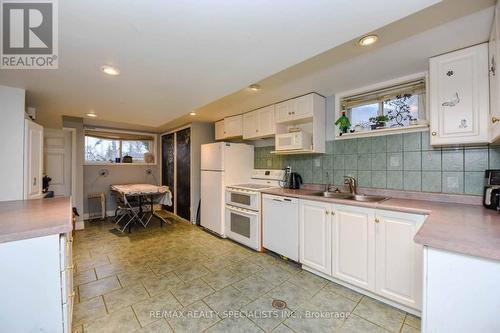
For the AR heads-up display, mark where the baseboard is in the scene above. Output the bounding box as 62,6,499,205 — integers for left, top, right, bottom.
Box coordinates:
83,209,116,221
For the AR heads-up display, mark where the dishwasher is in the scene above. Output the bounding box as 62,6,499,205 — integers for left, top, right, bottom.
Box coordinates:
262,194,299,262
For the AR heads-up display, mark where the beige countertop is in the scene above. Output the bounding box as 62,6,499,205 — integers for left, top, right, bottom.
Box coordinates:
0,197,72,244
261,188,500,262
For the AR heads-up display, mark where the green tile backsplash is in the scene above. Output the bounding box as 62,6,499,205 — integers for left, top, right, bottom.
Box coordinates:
254,131,500,196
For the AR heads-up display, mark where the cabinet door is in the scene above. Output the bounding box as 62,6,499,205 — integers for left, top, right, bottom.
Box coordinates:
292,94,314,119
215,120,225,141
299,200,332,275
375,210,425,310
224,115,243,138
24,120,43,199
491,7,500,142
243,111,259,140
332,204,375,291
258,105,276,137
275,100,294,123
429,43,489,145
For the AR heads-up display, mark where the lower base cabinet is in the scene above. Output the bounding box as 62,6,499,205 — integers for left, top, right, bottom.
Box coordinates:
299,199,425,311
0,232,74,332
299,200,332,275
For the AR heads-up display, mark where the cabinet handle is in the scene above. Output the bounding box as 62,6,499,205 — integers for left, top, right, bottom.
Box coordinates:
33,177,37,186
325,210,329,215
331,211,335,216
493,117,500,124
431,132,437,136
374,217,380,223
68,291,76,298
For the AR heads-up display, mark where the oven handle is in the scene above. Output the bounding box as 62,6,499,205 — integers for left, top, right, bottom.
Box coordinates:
225,205,259,216
226,187,258,195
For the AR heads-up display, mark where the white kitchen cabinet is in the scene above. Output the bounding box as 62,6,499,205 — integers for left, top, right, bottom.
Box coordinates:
24,119,44,199
0,232,74,333
215,120,225,141
489,4,500,142
299,199,332,275
423,247,500,333
262,194,299,261
298,198,425,312
429,43,490,145
375,209,425,310
275,94,315,123
243,105,276,140
332,204,375,291
223,115,243,138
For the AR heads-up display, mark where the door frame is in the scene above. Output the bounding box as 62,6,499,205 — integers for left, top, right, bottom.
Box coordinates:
160,124,192,220
62,127,76,208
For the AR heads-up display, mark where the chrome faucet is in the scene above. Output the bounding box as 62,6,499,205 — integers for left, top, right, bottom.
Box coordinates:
344,176,358,195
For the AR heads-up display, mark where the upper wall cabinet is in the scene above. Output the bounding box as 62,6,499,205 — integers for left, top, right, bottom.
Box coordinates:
275,94,315,123
429,43,490,145
215,120,225,141
215,115,243,140
243,105,275,140
489,3,500,143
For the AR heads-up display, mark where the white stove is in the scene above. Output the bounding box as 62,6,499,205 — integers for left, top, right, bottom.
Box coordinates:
225,169,284,251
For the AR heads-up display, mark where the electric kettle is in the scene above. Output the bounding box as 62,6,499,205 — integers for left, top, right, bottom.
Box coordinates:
287,172,303,189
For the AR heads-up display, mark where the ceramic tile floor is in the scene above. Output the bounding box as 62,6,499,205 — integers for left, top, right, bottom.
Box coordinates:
72,215,421,333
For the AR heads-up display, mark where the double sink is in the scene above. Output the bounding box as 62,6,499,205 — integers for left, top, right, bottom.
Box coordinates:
310,191,388,203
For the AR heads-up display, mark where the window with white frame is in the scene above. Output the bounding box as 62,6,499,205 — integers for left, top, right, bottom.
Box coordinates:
341,79,426,130
85,130,155,163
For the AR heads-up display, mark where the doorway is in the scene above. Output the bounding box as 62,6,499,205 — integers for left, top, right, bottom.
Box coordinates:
44,128,73,197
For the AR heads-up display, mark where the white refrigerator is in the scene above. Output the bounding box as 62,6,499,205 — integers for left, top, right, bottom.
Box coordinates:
200,142,254,236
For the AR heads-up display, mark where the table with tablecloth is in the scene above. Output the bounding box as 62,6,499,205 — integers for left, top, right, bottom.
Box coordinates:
110,184,172,232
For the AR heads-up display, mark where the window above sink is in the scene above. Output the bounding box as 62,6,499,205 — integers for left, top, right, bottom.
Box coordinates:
335,72,429,140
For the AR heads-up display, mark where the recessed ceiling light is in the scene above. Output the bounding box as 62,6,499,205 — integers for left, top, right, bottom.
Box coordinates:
358,34,378,47
189,112,196,116
100,65,120,76
248,84,261,91
86,113,97,118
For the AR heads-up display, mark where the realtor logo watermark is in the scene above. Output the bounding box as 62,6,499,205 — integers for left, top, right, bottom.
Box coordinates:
1,0,58,69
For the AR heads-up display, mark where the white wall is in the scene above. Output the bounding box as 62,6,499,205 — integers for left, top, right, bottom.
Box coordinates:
0,86,25,201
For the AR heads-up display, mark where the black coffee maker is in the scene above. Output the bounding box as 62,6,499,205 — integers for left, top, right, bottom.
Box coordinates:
286,172,303,189
483,170,500,210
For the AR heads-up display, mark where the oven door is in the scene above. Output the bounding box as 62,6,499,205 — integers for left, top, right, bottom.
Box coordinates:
225,205,260,250
225,188,259,210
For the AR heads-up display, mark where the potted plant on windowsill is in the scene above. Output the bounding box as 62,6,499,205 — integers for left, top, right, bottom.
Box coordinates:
369,115,389,130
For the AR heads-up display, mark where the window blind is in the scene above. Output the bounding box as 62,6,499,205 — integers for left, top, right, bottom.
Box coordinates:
85,130,154,141
341,79,425,110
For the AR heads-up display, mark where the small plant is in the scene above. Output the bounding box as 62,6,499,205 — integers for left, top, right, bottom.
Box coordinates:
369,115,389,130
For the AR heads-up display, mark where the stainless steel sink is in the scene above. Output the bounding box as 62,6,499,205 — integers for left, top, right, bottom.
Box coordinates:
351,194,388,202
310,192,387,203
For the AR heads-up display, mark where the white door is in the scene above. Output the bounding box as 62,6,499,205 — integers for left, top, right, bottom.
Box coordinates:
275,99,294,123
262,195,299,261
490,8,500,142
200,170,225,236
44,129,72,197
201,142,224,171
429,43,489,145
292,94,314,120
332,204,375,291
258,105,276,137
224,115,243,138
243,111,259,139
375,209,425,310
299,199,332,275
215,120,225,141
24,120,43,199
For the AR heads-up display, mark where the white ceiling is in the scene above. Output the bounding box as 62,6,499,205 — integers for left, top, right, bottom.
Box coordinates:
161,0,493,131
0,0,441,128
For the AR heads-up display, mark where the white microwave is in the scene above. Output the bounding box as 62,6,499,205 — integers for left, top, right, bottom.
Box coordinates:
275,132,312,151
